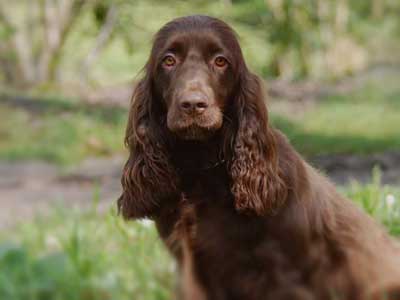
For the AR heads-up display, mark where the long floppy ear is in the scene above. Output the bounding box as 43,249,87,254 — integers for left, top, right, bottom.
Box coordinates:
118,75,178,219
229,73,287,216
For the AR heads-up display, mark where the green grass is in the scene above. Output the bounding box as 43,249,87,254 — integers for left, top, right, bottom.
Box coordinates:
272,78,400,156
0,206,174,300
0,96,127,164
0,174,399,300
346,169,400,236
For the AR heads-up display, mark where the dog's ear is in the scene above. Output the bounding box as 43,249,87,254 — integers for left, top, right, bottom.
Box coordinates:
228,73,287,216
118,75,178,219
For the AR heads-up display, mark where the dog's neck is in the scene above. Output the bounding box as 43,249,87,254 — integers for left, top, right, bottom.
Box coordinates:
170,135,225,174
169,134,230,199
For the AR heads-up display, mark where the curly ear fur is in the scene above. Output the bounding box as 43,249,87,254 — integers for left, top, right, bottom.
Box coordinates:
118,76,178,219
229,73,287,216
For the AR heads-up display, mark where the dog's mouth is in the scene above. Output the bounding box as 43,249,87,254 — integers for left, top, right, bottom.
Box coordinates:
172,122,220,141
167,109,223,140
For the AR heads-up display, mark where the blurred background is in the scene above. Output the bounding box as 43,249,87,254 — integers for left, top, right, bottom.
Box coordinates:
0,0,399,299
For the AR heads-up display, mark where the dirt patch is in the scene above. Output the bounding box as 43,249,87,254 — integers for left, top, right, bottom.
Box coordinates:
1,152,399,229
0,156,124,229
311,151,400,185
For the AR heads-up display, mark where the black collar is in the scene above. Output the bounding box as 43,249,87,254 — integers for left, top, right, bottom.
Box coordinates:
176,158,226,173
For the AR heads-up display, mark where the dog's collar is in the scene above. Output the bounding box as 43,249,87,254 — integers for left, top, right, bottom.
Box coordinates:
176,158,226,173
199,158,226,171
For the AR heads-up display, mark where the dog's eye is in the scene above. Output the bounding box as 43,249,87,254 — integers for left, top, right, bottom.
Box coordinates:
163,55,176,67
214,56,227,67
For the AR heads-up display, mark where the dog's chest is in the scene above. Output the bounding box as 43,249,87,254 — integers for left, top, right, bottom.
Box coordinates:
165,193,313,300
172,194,206,300
167,193,269,299
166,189,241,299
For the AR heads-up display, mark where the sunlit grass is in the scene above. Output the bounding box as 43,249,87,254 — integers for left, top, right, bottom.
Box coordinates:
0,99,127,164
272,79,400,156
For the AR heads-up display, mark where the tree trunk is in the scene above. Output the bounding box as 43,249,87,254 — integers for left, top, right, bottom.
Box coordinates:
38,0,84,83
80,4,118,83
0,2,36,85
335,0,349,33
371,0,385,20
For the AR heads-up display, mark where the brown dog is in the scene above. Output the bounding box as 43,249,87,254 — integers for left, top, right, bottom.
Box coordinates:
118,15,400,300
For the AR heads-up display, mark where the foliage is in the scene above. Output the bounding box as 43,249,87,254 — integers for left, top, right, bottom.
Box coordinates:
0,204,174,300
1,0,400,88
0,180,399,300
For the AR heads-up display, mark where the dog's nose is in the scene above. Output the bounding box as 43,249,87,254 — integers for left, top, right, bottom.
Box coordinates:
180,94,208,114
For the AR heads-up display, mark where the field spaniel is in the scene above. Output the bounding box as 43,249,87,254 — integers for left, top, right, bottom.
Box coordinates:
118,15,400,300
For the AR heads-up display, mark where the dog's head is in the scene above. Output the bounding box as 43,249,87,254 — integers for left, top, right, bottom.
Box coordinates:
119,15,287,218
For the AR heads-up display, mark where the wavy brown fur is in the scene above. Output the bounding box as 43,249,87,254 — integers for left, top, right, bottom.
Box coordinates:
118,15,400,300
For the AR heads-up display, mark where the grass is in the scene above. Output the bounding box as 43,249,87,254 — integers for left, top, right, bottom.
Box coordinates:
0,173,399,300
271,77,400,156
1,73,399,164
0,95,127,165
0,206,175,300
346,169,400,236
